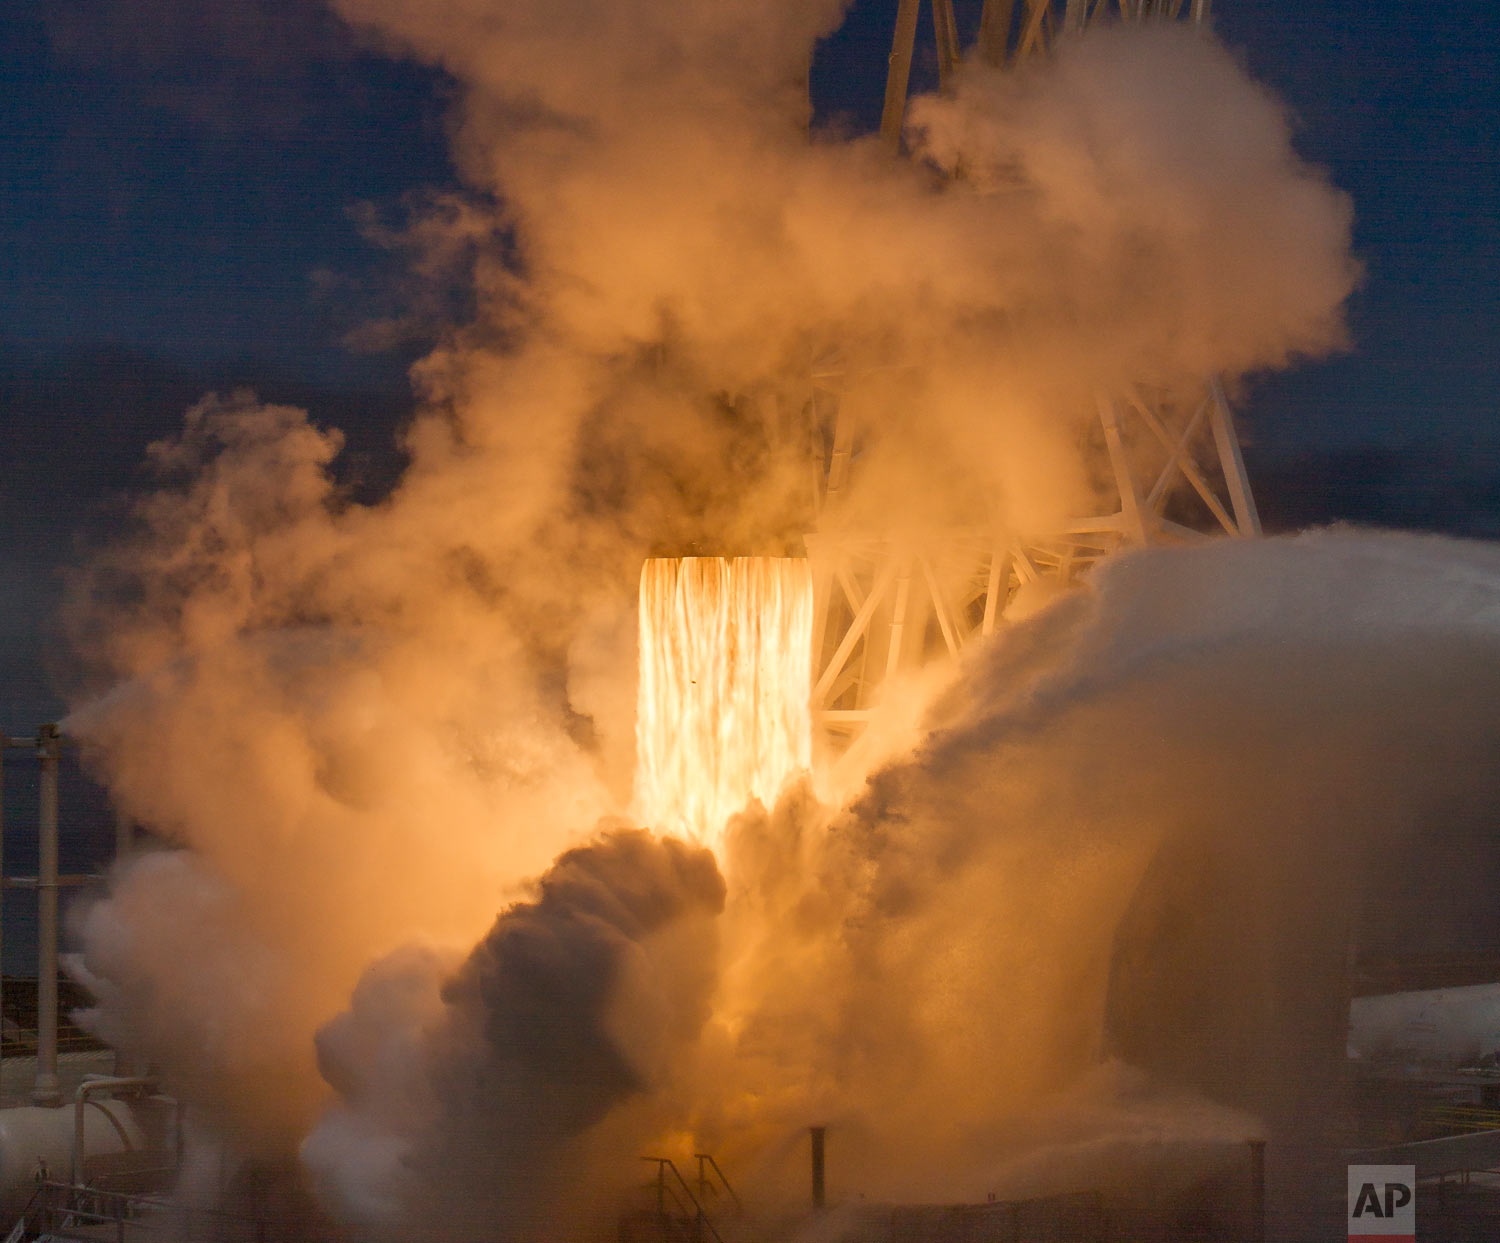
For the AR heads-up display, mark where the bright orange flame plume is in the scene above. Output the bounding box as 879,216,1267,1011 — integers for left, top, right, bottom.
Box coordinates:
635,556,813,849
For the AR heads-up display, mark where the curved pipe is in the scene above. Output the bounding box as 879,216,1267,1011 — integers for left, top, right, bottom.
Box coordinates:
71,1077,154,1186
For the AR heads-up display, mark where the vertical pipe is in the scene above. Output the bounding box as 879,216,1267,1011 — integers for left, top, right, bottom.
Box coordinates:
1247,1139,1266,1243
0,733,6,1075
33,723,61,1107
810,1126,826,1209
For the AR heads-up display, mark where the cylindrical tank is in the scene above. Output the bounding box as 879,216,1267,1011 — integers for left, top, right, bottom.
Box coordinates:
1349,982,1500,1069
0,1102,147,1219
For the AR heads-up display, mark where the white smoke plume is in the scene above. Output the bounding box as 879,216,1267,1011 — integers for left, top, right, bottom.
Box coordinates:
64,395,614,1144
51,0,1387,1234
694,530,1500,1214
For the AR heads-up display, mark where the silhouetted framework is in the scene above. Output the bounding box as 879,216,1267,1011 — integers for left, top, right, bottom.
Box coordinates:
883,0,1213,146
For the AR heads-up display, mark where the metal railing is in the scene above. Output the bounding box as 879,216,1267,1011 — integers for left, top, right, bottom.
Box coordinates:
694,1151,742,1215
639,1156,726,1243
7,1182,264,1243
1425,1105,1500,1135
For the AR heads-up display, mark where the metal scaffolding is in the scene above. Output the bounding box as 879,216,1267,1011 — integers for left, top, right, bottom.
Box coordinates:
808,0,1258,752
883,0,1215,148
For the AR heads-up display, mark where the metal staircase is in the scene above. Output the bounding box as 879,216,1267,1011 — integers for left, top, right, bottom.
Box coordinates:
619,1155,743,1243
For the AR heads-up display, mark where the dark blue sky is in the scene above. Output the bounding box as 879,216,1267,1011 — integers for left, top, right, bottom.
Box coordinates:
0,0,1496,728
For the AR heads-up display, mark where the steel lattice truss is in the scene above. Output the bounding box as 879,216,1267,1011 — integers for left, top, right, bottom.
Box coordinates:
808,0,1257,754
885,0,1214,145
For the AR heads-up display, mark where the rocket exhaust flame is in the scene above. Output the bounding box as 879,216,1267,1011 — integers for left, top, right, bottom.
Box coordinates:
635,556,813,848
53,0,1381,1231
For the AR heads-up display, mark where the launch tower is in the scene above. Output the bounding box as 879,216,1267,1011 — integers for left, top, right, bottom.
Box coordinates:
807,0,1258,753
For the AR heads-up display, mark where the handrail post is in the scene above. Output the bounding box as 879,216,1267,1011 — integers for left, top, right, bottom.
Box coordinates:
32,724,62,1107
0,733,8,1077
642,1157,725,1243
1247,1138,1266,1243
691,1152,743,1214
810,1126,826,1210
71,1076,155,1185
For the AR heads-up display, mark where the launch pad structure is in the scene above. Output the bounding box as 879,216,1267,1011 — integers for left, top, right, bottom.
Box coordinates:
805,0,1260,751
0,3,1497,1242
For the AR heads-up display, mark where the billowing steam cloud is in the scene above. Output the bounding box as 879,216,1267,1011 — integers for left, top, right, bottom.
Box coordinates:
699,531,1500,1211
51,0,1396,1233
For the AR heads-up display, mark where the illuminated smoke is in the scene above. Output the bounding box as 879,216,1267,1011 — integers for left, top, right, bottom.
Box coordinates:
302,829,725,1242
635,556,813,849
51,0,1379,1232
696,531,1500,1209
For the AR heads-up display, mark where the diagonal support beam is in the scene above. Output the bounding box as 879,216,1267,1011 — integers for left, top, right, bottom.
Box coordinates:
919,556,962,658
1012,542,1041,582
884,559,914,683
813,558,899,704
880,0,923,150
933,0,962,91
981,544,1010,635
1143,396,1209,510
1017,0,1052,57
1129,393,1237,534
1097,393,1151,544
1209,376,1261,536
836,563,867,613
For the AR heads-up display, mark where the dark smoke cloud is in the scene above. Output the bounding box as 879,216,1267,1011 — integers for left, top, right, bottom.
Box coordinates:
303,829,725,1241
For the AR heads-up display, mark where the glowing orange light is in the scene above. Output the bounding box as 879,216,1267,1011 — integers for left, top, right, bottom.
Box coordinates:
635,556,813,849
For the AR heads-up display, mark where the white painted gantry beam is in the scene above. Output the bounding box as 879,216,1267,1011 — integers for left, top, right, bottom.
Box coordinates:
806,375,1260,746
